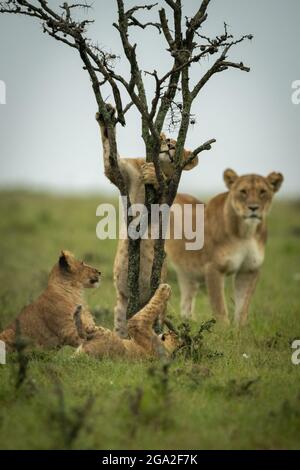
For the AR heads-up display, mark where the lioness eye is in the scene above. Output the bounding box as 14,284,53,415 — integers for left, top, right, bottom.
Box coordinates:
260,189,267,196
240,189,247,196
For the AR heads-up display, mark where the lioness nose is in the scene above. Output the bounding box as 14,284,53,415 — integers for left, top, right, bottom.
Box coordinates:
248,205,259,212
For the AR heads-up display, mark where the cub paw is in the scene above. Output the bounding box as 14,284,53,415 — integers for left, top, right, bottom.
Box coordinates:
141,162,158,188
95,103,116,123
158,283,172,300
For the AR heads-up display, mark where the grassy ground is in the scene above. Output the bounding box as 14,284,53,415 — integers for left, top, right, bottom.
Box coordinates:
0,190,300,450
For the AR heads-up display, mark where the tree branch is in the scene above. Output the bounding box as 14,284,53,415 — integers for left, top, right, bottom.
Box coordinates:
182,138,216,169
0,0,253,320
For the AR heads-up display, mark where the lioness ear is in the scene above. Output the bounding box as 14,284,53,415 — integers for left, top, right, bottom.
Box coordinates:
224,169,238,189
59,250,73,272
266,172,284,193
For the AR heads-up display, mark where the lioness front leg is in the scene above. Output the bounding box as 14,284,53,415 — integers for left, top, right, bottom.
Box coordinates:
205,264,229,324
177,270,199,320
234,270,259,326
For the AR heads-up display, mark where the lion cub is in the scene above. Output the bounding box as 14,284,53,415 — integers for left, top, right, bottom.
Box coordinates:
96,104,198,338
95,103,198,206
0,251,101,351
76,284,180,359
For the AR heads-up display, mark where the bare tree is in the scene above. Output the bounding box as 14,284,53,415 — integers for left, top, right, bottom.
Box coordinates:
0,0,252,317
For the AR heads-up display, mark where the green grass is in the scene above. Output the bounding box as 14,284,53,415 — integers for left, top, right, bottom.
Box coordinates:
0,190,300,450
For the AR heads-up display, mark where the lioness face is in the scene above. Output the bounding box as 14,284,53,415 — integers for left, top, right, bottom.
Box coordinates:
59,251,101,288
159,133,198,176
224,169,284,222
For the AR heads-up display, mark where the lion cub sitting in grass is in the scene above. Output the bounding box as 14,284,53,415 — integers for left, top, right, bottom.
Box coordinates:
0,251,101,351
76,284,180,359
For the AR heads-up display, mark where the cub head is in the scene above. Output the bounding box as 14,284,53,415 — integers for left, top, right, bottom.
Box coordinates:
159,133,198,177
159,330,183,355
224,169,284,222
58,251,101,288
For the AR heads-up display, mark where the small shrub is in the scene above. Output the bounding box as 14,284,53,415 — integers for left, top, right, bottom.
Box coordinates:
175,319,221,361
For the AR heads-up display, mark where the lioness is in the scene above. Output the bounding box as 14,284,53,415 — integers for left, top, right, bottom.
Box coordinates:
76,284,181,359
96,104,198,337
166,169,283,325
0,251,101,350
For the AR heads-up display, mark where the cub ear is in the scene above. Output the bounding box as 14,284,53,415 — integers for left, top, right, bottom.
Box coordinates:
224,169,238,189
266,172,284,193
160,132,167,141
59,250,73,272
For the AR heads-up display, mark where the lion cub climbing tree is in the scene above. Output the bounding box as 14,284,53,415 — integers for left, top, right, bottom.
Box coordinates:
0,0,252,316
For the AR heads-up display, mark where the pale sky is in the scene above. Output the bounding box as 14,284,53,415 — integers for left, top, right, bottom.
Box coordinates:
0,0,299,196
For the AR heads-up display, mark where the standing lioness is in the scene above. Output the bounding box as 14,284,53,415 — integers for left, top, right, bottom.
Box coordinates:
0,251,101,350
166,169,283,325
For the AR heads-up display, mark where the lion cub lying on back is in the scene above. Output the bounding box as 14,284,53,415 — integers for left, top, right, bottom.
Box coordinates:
0,251,101,351
76,284,180,359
